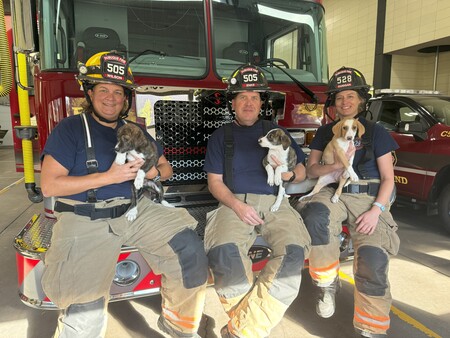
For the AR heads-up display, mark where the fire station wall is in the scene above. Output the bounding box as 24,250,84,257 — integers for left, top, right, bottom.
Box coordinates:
323,0,450,95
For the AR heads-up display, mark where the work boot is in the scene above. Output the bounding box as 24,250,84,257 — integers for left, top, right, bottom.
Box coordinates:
220,324,240,338
157,315,201,338
356,329,387,337
316,276,341,318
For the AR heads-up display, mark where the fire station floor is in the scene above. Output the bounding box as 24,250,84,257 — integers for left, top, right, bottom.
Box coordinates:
1,145,450,338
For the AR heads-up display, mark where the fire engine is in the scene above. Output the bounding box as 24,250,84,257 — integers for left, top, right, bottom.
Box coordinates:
1,0,338,309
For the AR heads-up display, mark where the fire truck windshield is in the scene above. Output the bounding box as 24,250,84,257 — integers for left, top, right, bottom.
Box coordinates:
39,0,327,84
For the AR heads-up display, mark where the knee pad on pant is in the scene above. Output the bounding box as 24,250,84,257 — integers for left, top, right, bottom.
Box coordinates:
299,202,330,245
58,298,106,338
168,228,208,289
269,244,305,305
355,246,388,296
208,243,251,299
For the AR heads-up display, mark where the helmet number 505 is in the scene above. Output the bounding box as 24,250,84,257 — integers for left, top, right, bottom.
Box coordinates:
106,63,125,76
243,73,258,83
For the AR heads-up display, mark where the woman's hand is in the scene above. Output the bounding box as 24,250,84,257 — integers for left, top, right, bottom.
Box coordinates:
355,207,382,235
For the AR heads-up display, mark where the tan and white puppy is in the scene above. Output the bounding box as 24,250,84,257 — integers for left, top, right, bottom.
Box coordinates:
300,118,365,203
258,128,297,211
115,122,159,221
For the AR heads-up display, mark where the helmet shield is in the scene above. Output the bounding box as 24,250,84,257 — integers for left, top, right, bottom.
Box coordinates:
327,66,369,94
77,51,136,89
326,66,371,107
227,64,270,94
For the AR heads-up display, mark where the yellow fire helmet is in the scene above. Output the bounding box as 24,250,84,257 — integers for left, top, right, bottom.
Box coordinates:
77,50,136,89
77,51,136,121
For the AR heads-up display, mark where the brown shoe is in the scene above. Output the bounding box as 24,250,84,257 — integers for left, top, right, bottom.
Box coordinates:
220,324,240,338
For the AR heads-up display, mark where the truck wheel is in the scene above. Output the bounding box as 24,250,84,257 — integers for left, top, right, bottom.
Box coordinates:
438,184,450,234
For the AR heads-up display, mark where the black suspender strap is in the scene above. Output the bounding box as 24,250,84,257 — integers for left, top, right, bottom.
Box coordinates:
357,119,374,179
223,119,273,192
224,123,234,192
80,113,98,202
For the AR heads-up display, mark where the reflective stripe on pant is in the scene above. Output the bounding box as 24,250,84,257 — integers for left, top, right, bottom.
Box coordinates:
205,194,311,338
297,187,400,335
43,197,207,336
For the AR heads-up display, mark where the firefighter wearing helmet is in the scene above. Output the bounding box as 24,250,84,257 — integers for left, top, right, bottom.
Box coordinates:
203,63,311,338
296,66,400,337
40,50,208,337
77,51,136,123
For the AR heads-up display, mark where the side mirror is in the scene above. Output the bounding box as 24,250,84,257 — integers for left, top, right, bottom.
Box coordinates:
397,121,427,140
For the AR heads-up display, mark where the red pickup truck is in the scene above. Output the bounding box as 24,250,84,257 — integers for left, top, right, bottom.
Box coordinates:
367,89,450,234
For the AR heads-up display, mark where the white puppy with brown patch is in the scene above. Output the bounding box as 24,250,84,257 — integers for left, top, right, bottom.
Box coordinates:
258,128,297,212
300,118,365,203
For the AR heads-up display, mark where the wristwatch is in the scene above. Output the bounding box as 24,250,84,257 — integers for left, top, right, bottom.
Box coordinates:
153,168,161,182
372,201,385,212
283,171,296,183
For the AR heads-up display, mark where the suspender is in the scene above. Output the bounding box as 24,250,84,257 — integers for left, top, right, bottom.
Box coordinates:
357,119,374,179
223,119,273,192
80,113,128,202
80,113,99,202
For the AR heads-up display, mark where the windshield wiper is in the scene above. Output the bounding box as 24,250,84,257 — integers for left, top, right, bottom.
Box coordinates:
258,58,318,104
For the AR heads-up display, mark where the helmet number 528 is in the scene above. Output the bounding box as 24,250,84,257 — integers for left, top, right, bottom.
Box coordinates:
336,75,352,85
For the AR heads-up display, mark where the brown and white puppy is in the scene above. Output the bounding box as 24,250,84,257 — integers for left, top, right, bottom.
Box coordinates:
115,122,159,221
258,128,297,211
300,118,365,203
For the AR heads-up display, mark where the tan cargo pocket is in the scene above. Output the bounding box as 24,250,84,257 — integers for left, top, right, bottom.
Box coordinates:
41,238,75,308
379,213,400,256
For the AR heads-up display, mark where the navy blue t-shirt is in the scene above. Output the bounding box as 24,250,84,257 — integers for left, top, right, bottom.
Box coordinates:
204,120,306,195
309,117,399,179
41,113,163,202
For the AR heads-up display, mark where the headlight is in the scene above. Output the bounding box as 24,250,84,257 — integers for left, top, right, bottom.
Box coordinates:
113,260,140,286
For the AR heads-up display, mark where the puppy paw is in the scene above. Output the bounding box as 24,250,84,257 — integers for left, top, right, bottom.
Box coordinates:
331,194,340,203
134,170,145,189
267,172,275,186
274,174,283,186
346,168,359,182
115,152,127,165
349,173,359,182
270,203,280,212
125,207,138,222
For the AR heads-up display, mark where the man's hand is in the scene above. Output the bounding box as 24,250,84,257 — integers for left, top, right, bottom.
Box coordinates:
232,200,264,226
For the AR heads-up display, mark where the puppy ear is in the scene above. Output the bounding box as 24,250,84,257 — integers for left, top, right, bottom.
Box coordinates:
281,133,291,150
356,120,365,138
332,120,343,137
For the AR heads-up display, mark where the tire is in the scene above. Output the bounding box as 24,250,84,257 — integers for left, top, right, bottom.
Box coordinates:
438,184,450,234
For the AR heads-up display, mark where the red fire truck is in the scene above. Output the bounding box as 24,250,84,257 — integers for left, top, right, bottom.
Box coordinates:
2,0,336,309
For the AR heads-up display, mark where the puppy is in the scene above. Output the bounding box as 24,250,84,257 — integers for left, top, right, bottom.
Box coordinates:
300,118,365,203
115,122,159,221
258,128,297,212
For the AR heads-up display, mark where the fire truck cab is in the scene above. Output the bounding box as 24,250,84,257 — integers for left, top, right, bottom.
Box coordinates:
2,0,332,308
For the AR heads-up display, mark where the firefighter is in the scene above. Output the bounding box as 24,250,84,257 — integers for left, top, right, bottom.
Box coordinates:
296,67,400,337
203,64,311,338
40,51,207,338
